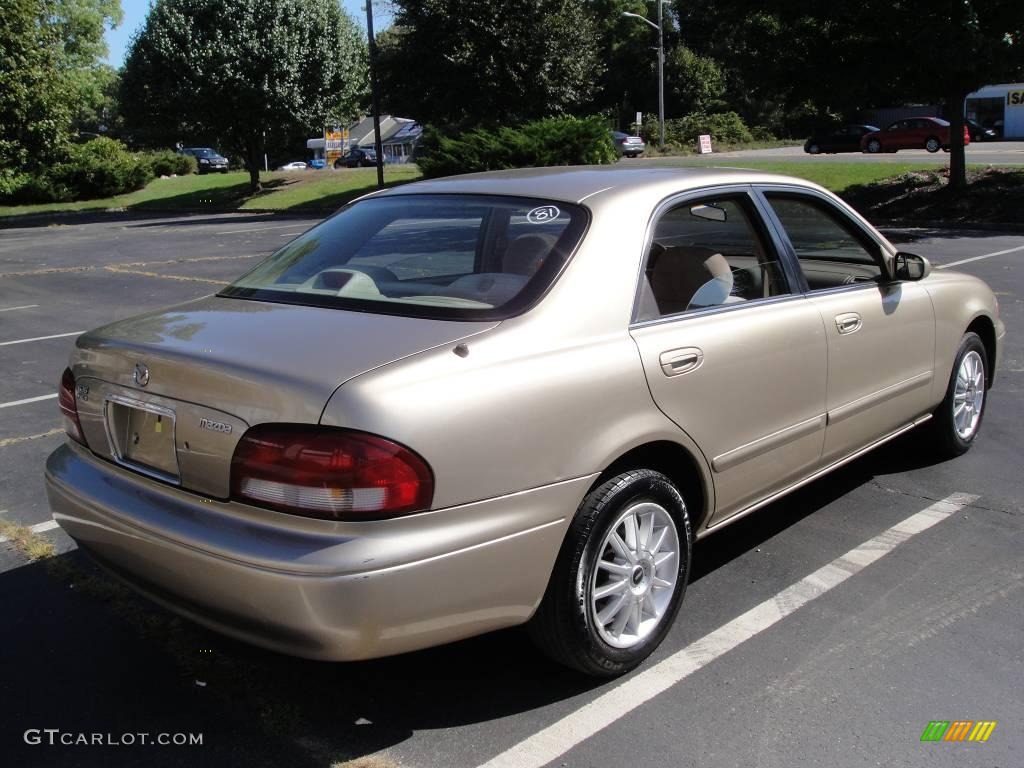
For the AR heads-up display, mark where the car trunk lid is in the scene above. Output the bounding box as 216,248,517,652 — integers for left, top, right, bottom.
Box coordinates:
71,295,496,497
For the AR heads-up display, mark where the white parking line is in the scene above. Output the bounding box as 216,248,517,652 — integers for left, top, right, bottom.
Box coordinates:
217,224,310,235
0,304,39,313
938,244,1024,269
0,394,57,410
0,518,58,544
478,492,979,768
0,331,83,347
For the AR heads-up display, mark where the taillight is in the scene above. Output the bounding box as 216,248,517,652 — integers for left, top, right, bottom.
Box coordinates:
58,367,86,445
230,425,434,520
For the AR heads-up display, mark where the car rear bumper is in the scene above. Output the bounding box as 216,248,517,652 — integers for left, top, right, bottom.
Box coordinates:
46,442,589,660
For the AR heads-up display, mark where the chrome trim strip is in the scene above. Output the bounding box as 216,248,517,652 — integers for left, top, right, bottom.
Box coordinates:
827,371,933,426
712,414,826,472
701,414,932,535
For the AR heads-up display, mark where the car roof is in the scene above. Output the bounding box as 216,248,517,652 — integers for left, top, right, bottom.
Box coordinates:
374,166,825,207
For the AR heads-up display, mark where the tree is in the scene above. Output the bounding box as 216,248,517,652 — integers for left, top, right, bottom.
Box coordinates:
121,0,367,191
664,45,726,117
675,0,1024,189
1,0,121,194
872,0,1024,189
377,0,603,128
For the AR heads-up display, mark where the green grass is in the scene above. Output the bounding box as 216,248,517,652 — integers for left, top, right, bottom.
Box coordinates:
643,158,950,193
0,166,422,217
0,158,1005,217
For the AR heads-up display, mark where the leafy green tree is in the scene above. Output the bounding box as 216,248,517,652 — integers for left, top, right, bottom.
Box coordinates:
1,0,120,195
121,0,367,191
378,0,603,127
872,0,1024,189
676,0,1024,189
664,45,726,117
1,0,66,193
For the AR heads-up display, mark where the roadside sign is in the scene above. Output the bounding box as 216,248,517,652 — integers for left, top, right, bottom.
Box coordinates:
636,112,643,130
698,134,713,154
324,128,347,163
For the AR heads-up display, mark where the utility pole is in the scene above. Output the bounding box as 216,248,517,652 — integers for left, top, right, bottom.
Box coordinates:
656,0,665,151
623,5,665,151
365,1,385,187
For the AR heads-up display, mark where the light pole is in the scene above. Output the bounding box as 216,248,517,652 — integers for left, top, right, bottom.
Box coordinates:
365,1,385,187
623,5,665,151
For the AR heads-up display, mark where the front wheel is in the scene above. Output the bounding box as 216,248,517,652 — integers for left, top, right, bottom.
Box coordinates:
924,332,988,458
807,142,821,155
866,138,882,153
528,469,692,677
925,136,941,152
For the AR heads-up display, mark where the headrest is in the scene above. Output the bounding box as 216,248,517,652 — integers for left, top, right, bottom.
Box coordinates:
503,233,556,276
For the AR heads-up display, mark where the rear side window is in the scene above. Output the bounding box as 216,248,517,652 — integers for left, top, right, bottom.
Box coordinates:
635,194,790,321
222,194,587,320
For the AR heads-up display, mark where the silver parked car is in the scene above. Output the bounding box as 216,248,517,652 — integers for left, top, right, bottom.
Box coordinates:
46,168,1003,676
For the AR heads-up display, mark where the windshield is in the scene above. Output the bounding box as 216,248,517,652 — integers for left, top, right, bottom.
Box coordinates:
220,194,588,320
190,148,218,158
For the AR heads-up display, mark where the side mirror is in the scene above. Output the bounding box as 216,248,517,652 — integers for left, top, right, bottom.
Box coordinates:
893,251,931,281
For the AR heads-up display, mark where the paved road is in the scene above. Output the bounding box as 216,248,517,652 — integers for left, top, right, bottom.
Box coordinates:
637,140,1024,165
0,213,1021,767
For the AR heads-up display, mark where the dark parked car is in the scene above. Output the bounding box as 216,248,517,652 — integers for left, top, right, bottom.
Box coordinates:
804,125,879,154
337,148,378,168
965,119,997,142
178,147,229,174
861,118,970,154
611,131,646,158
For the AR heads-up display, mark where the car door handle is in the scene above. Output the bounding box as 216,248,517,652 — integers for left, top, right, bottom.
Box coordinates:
835,312,862,335
659,347,704,377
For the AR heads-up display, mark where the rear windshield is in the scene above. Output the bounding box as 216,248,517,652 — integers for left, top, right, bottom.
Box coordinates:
220,194,588,320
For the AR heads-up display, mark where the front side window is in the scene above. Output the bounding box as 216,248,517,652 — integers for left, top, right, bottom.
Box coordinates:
221,194,587,320
635,195,790,321
765,194,884,289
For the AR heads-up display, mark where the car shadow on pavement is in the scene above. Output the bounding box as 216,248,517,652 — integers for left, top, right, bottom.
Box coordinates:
1,430,945,768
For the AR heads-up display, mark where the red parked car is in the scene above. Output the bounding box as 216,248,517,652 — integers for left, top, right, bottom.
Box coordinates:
861,117,970,154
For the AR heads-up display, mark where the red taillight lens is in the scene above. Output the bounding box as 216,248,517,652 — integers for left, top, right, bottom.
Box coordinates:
58,368,86,445
230,425,434,520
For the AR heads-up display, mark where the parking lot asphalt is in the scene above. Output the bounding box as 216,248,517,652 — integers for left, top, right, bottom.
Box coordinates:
1,213,1021,767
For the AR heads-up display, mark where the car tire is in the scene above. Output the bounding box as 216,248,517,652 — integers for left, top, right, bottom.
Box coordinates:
924,332,988,459
925,136,941,153
528,469,692,677
866,138,882,153
807,143,821,155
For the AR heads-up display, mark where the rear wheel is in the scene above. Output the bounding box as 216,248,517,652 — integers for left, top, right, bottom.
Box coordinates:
866,138,882,153
925,136,941,153
807,142,821,155
528,469,692,677
924,332,988,458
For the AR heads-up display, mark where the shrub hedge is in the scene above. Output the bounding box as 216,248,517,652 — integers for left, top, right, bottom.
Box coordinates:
147,149,197,177
2,137,156,203
640,111,754,148
418,116,617,178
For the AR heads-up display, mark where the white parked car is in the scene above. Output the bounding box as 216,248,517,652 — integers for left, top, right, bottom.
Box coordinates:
276,161,308,171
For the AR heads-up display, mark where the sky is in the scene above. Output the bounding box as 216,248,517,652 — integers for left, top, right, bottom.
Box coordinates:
104,0,392,66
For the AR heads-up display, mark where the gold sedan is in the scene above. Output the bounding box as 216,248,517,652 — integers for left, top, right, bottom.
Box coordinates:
46,167,1003,676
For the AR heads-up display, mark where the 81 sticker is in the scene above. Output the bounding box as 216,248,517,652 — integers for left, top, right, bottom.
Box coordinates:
526,205,560,224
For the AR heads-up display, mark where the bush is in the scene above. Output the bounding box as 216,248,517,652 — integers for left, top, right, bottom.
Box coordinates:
2,138,154,203
418,116,617,178
146,149,196,177
48,137,153,199
641,111,754,148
